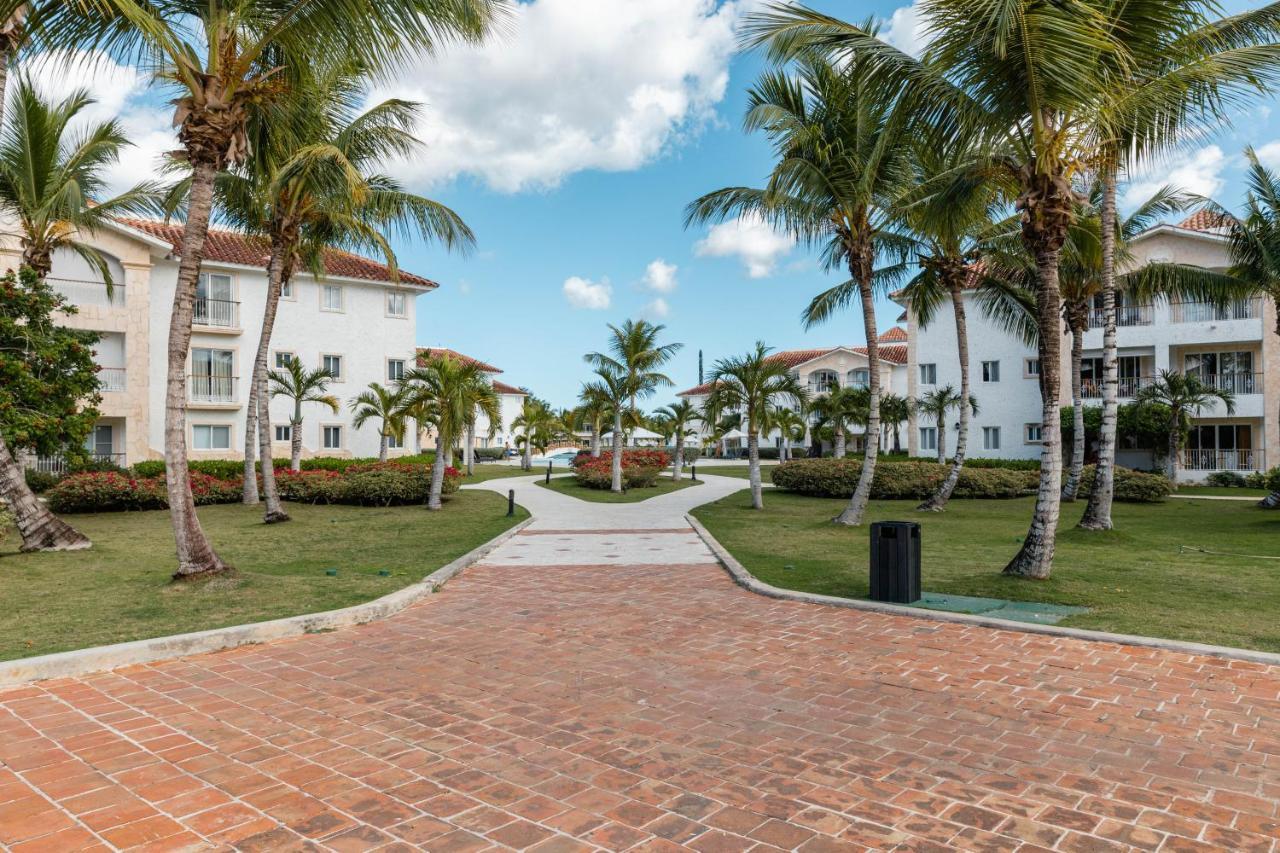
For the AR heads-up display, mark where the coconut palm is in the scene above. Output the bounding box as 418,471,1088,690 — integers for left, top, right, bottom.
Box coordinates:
808,385,863,459
510,397,555,472
878,392,910,454
401,353,493,509
0,79,157,285
268,360,338,473
769,407,807,462
584,320,682,492
350,382,409,463
576,385,612,458
460,381,499,475
70,0,504,577
653,400,698,480
705,343,807,509
1136,370,1236,482
912,386,978,467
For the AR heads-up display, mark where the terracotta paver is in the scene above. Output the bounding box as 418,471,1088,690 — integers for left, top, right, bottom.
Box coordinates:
0,475,1277,851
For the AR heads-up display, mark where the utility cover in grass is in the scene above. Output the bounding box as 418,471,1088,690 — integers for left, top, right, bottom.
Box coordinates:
914,592,1087,625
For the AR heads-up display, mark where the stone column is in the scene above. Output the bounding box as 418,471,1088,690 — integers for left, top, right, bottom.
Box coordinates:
122,262,153,464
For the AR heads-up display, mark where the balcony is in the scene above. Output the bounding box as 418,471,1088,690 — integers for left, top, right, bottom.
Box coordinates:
1081,376,1154,399
189,374,237,404
193,297,239,329
98,367,127,392
27,451,127,474
1088,304,1153,327
1183,449,1265,472
1170,298,1262,323
49,277,123,309
1196,372,1262,395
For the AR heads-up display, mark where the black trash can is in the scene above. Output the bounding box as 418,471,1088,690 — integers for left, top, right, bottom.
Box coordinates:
869,521,921,604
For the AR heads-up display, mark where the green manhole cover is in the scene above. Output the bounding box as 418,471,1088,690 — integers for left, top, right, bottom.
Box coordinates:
912,592,1087,625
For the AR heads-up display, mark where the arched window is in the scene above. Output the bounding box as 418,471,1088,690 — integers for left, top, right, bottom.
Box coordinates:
847,368,870,388
808,369,838,394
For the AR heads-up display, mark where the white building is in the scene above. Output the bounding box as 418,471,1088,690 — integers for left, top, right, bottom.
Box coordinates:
414,348,529,452
677,334,911,456
6,216,437,466
900,213,1280,481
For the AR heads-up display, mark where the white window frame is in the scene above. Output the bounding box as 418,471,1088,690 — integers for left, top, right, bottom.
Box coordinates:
320,353,344,382
919,363,937,385
274,424,292,442
322,424,344,450
387,358,405,382
320,284,345,313
983,426,1001,450
1024,423,1044,444
279,278,295,301
1024,358,1040,378
919,426,938,451
982,361,1001,383
192,423,232,451
386,290,408,318
386,432,403,449
274,351,295,370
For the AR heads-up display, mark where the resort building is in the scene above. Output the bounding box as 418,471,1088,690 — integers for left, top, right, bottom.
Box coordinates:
677,336,910,456
900,213,1280,481
4,216,436,467
414,348,529,452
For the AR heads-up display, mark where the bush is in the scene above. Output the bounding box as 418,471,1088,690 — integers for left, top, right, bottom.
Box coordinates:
962,457,1041,471
1078,465,1172,503
276,462,460,505
770,458,1037,500
23,468,59,493
130,460,165,477
1263,466,1280,493
573,449,670,489
1244,470,1269,490
46,471,241,513
756,447,779,461
67,455,126,475
1206,471,1246,488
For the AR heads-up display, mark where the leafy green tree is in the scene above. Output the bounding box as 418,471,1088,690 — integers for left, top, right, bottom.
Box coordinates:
0,268,99,551
268,360,339,473
350,382,410,463
878,391,910,454
767,407,806,462
1136,370,1236,481
459,381,499,475
576,385,613,459
402,353,494,509
653,399,698,480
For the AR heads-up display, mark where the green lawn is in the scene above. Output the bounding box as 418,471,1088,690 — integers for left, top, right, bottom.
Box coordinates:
1173,485,1270,498
693,489,1280,652
0,491,526,661
461,464,570,482
536,473,703,503
680,464,776,480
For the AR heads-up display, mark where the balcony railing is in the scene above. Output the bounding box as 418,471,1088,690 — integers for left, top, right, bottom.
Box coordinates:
1170,298,1262,323
1183,449,1264,472
1088,304,1153,327
189,374,237,403
27,452,127,474
1081,376,1154,399
49,277,122,309
97,367,126,392
193,297,239,328
1192,372,1262,395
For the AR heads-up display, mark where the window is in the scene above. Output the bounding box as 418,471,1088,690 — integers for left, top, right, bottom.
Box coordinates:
322,354,343,380
386,433,403,449
274,425,291,442
983,426,1001,450
193,424,231,450
387,359,405,381
322,425,343,449
808,369,839,393
321,284,344,312
919,363,937,385
847,368,870,388
279,279,293,299
1184,350,1256,394
191,347,235,401
85,425,113,458
1024,358,1040,377
386,291,408,317
1025,423,1043,444
982,361,1000,382
919,427,937,451
274,351,295,369
195,273,235,326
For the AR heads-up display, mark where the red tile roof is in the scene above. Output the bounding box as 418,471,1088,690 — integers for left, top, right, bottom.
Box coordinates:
416,347,501,373
677,381,719,397
877,326,908,343
114,217,438,289
871,344,908,364
677,344,908,396
492,380,527,396
1177,210,1233,232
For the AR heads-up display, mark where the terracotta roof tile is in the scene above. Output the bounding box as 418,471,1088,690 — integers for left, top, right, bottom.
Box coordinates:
877,326,908,343
114,217,438,289
1177,210,1233,232
677,381,718,397
491,380,527,396
678,343,907,395
416,347,502,373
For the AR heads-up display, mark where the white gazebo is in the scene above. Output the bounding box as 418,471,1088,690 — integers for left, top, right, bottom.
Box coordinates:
601,427,664,448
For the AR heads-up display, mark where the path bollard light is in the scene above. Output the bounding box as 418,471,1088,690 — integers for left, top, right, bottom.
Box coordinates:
325,568,338,577
507,489,515,517
691,465,697,482
869,521,921,604
546,461,552,484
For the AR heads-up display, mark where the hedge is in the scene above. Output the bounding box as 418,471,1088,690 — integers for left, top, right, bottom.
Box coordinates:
129,453,437,479
1212,467,1280,491
46,472,241,513
573,449,670,489
1077,465,1172,503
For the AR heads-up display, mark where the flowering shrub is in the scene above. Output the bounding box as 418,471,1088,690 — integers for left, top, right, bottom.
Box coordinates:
770,458,1037,500
573,449,671,490
276,462,460,505
45,472,240,513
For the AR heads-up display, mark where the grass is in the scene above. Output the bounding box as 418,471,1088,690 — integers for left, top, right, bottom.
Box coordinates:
1173,485,1270,498
460,464,570,483
693,489,1280,652
0,491,527,661
679,464,774,480
536,473,703,503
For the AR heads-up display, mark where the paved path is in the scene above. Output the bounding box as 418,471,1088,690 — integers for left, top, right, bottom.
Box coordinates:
0,475,1277,852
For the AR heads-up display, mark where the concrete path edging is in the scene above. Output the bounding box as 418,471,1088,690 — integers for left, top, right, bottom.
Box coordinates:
686,513,1280,667
0,516,534,688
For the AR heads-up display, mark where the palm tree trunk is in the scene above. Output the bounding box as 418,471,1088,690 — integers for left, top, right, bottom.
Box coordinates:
427,435,446,510
833,425,846,459
921,282,971,512
1003,239,1064,580
251,244,290,523
672,435,683,482
1081,169,1119,529
379,433,389,463
443,445,453,467
835,274,880,526
165,157,230,579
935,414,946,464
0,434,90,551
611,411,624,492
465,425,475,475
290,415,303,472
747,426,763,509
256,370,288,523
1062,322,1085,501
590,425,601,457
242,378,260,505
522,439,531,471
1167,414,1180,481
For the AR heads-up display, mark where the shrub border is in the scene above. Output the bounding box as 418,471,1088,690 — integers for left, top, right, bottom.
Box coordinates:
0,515,533,687
686,514,1280,667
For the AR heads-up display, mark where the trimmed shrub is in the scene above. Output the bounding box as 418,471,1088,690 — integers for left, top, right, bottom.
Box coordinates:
573,449,671,489
23,468,59,493
756,447,779,461
1078,465,1173,503
1206,471,1246,488
276,462,460,505
962,457,1041,471
130,460,165,477
770,458,1038,500
1262,466,1280,493
46,472,240,513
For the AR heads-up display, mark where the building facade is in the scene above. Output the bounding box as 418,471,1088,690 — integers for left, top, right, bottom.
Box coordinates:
414,348,529,453
901,214,1280,481
6,217,436,467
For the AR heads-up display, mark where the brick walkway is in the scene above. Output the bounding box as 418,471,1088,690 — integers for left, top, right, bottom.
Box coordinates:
0,477,1277,851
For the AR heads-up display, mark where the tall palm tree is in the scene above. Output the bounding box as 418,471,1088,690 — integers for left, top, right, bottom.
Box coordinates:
401,353,493,509
912,386,977,466
653,400,698,480
689,45,915,525
510,397,554,472
808,385,863,458
71,0,504,578
705,343,807,509
579,368,634,487
268,360,338,473
350,382,409,463
1136,370,1236,481
584,320,681,492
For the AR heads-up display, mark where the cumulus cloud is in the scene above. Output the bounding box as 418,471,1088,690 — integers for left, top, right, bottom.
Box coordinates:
693,214,795,278
374,0,744,191
642,258,678,293
642,297,670,319
883,1,931,56
563,275,612,309
1253,139,1280,171
1124,145,1227,208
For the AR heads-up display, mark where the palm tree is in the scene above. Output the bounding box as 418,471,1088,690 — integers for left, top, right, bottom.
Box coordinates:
653,400,698,480
350,382,409,463
74,0,504,578
769,407,806,462
401,353,493,509
459,381,499,475
705,343,806,509
268,360,339,473
808,385,863,459
584,320,682,492
1136,370,1236,481
0,79,156,284
576,385,612,458
689,46,915,525
879,392,910,454
912,386,978,467
510,398,554,472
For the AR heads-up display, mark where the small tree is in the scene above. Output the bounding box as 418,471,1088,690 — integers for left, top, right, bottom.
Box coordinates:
1136,370,1235,482
268,360,339,472
769,407,806,462
808,386,862,458
653,399,698,480
511,398,555,472
350,382,409,463
912,386,977,466
402,354,494,509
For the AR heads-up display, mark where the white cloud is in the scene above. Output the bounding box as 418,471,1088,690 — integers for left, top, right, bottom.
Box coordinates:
642,258,678,293
563,275,612,309
375,0,744,191
1124,145,1227,207
1253,140,1280,171
642,297,670,319
693,214,795,278
883,1,931,57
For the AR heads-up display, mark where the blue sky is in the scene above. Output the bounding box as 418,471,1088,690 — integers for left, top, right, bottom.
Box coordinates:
46,0,1280,408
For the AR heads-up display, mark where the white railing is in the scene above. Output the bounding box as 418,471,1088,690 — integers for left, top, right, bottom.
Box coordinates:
27,451,127,474
1081,376,1154,399
193,297,239,328
1183,449,1264,471
190,374,237,403
1088,304,1153,327
49,277,123,309
1193,372,1262,395
1170,298,1262,323
98,367,126,392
